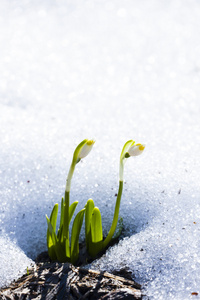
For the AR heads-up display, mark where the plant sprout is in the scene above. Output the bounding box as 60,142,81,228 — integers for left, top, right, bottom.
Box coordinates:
46,139,95,264
85,140,145,257
46,139,145,264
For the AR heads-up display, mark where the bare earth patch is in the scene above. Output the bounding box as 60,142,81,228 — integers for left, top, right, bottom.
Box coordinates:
0,252,142,299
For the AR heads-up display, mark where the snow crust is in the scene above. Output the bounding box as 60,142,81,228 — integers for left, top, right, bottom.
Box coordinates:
0,0,200,298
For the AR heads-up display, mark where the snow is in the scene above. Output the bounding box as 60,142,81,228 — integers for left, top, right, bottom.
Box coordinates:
0,0,200,298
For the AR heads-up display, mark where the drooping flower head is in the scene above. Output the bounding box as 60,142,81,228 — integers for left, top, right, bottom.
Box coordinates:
66,139,95,191
119,140,145,181
126,142,145,157
78,139,95,159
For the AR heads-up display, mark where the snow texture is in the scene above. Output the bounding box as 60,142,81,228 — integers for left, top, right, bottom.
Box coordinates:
0,0,200,298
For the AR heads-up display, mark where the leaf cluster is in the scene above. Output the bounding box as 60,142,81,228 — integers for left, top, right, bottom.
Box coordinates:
46,139,145,264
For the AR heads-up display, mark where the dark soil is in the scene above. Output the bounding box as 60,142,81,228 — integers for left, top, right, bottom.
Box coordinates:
0,251,142,299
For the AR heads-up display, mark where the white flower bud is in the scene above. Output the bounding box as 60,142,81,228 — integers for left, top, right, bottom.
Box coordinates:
127,143,145,156
78,140,95,159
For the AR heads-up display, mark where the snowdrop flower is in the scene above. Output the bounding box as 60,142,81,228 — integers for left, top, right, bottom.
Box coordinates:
78,140,95,159
119,140,145,181
66,139,94,192
126,143,145,157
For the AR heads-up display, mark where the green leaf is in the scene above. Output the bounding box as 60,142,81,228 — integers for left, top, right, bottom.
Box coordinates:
65,237,70,259
61,200,78,258
46,215,57,244
86,207,103,258
46,215,68,262
60,201,78,245
58,197,64,241
91,207,103,243
70,208,85,264
85,199,95,250
63,191,70,241
69,201,79,223
48,203,58,240
57,225,63,241
55,240,67,262
46,204,58,260
46,215,57,260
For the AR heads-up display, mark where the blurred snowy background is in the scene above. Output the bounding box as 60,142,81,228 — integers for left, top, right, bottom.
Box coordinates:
0,0,200,298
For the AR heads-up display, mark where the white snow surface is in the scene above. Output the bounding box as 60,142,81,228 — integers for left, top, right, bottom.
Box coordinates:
0,0,200,298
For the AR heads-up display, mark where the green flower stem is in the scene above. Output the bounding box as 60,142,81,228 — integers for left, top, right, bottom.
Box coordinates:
63,157,77,240
102,147,126,250
65,160,76,192
62,141,88,259
63,190,70,240
46,139,95,264
103,180,123,249
119,160,124,182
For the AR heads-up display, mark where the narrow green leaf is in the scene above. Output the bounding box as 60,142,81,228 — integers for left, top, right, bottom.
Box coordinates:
50,203,58,232
46,216,57,245
54,240,67,262
61,200,78,258
71,208,85,264
47,204,58,259
85,199,94,250
65,237,70,259
47,204,58,250
69,201,79,223
91,207,103,243
46,215,57,260
63,191,70,241
46,215,68,262
57,224,63,241
86,207,103,258
58,197,64,239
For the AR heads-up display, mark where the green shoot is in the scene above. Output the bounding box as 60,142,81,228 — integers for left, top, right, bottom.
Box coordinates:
84,140,145,257
46,139,95,264
46,138,145,264
70,208,85,264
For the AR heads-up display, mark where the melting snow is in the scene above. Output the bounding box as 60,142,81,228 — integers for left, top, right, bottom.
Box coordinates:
0,0,200,299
